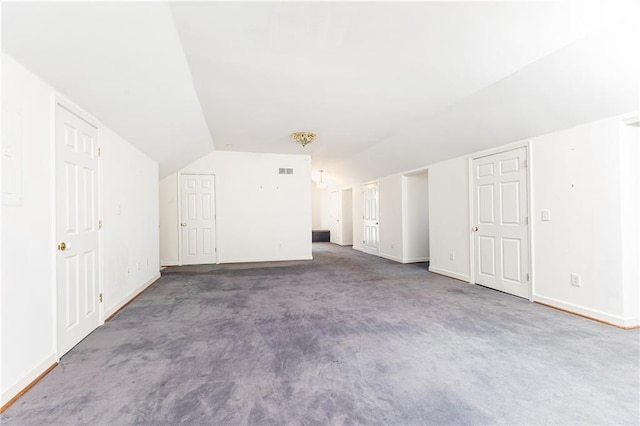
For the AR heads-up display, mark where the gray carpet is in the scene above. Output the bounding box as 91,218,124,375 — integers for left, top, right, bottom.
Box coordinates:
2,243,638,425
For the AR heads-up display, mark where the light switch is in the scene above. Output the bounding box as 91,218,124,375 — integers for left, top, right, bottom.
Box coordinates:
115,204,121,215
541,210,551,221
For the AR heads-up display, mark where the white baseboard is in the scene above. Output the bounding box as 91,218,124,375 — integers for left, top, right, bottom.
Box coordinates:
220,256,313,264
428,266,471,283
379,252,403,263
533,294,634,327
1,353,57,406
160,259,179,267
403,256,429,263
104,273,161,320
352,245,365,253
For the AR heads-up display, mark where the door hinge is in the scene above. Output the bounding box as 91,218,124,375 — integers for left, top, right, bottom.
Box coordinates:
524,159,528,168
97,147,101,157
99,293,103,303
98,219,102,229
525,216,529,224
526,273,530,281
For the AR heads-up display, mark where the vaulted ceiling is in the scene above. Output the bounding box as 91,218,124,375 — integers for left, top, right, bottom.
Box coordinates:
3,1,639,182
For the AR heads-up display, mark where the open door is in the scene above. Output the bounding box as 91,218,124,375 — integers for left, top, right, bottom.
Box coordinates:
472,147,530,298
55,102,101,356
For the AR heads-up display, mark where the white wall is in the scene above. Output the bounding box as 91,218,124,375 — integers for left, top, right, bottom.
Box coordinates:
428,157,471,281
1,54,57,407
403,171,429,262
160,151,312,264
341,189,353,246
1,54,160,405
311,183,323,230
352,187,364,252
328,190,341,244
531,118,628,324
378,174,404,262
159,173,179,266
619,122,639,325
102,127,160,318
426,113,639,327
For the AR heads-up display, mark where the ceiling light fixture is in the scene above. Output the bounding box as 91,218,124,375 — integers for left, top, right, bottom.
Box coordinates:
291,132,316,147
316,170,328,190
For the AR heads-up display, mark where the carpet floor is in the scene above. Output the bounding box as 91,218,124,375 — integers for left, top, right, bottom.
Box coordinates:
2,243,638,425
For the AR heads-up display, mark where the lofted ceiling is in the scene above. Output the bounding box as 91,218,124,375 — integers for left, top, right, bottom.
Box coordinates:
3,1,639,182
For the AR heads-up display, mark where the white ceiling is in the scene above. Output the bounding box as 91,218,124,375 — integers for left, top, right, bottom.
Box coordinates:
3,1,639,182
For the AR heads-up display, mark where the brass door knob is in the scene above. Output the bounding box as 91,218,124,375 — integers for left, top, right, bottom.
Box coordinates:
472,226,479,232
180,223,187,227
58,242,67,251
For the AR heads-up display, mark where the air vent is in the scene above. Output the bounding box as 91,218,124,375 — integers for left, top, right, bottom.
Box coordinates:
279,168,294,175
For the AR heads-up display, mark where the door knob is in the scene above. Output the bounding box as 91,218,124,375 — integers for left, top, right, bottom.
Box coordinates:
472,226,479,232
57,242,67,251
180,223,187,227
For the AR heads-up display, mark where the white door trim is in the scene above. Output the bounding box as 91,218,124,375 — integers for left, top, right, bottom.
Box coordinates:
468,140,534,301
177,172,218,265
53,95,104,359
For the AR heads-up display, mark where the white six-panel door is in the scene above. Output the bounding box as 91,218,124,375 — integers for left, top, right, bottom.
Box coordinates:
472,147,529,298
180,174,217,265
362,182,379,255
56,103,101,356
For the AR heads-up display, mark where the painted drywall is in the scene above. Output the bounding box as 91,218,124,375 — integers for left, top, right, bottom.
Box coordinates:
1,54,57,406
311,183,323,230
378,174,404,262
160,151,312,263
159,173,179,266
1,54,160,405
101,127,160,318
620,122,639,324
531,117,630,324
352,187,364,252
403,171,429,262
341,189,353,246
428,157,471,281
328,190,341,244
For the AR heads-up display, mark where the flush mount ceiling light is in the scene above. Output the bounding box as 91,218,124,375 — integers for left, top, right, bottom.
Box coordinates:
291,132,316,147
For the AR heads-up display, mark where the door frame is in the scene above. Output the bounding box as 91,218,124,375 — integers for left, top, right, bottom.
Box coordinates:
177,172,218,265
53,95,104,359
467,140,534,301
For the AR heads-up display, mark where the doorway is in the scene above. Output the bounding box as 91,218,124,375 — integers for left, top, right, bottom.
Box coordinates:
472,147,530,298
179,173,217,265
362,182,379,255
55,101,101,356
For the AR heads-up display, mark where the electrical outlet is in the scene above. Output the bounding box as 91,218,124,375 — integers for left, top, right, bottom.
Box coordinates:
450,252,455,261
571,273,581,287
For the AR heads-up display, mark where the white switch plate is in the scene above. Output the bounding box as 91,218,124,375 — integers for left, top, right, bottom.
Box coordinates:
541,210,551,221
571,273,581,287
